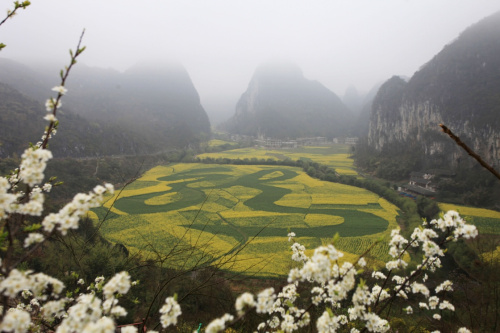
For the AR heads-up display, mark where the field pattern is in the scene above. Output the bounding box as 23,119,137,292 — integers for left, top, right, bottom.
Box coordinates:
197,144,357,175
96,163,399,276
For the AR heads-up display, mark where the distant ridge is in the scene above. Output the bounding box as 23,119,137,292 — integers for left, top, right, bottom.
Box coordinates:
0,59,211,154
222,62,354,139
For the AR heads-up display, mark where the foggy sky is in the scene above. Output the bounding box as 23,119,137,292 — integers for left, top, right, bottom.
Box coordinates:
1,1,500,123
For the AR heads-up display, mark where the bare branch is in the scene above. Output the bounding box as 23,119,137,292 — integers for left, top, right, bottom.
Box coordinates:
440,124,500,180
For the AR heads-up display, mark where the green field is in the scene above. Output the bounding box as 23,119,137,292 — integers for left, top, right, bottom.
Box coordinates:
93,163,399,276
197,144,358,175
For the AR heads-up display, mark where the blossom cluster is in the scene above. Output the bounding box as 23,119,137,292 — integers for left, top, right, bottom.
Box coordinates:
41,183,114,236
197,211,477,333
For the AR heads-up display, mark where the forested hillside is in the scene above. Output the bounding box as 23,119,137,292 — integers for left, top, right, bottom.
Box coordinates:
0,82,188,158
0,59,211,156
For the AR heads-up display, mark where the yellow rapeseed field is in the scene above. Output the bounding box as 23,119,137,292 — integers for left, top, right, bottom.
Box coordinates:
304,214,344,227
275,193,312,209
224,186,262,201
94,162,399,276
481,246,500,262
439,203,500,219
144,192,180,205
207,139,238,147
197,144,357,174
310,182,379,205
259,171,284,180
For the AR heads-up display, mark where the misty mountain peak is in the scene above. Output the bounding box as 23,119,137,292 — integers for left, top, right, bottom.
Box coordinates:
124,61,187,77
342,85,362,114
223,62,353,139
253,61,304,82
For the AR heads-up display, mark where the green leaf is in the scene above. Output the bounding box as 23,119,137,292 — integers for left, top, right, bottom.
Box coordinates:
0,231,8,248
332,232,340,245
23,224,41,232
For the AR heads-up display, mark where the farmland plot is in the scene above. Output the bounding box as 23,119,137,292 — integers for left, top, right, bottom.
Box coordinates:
197,144,357,175
96,163,398,276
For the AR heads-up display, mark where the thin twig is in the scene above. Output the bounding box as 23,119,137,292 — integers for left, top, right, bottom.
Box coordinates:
41,29,86,150
0,1,30,27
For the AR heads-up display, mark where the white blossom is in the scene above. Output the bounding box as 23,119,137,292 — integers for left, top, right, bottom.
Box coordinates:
256,288,275,313
439,300,455,311
45,98,62,111
457,328,472,333
52,85,68,95
290,242,307,262
435,280,453,293
121,327,137,333
235,292,255,315
19,147,52,187
43,114,57,122
358,257,366,267
24,232,44,248
159,297,181,328
0,308,31,333
103,271,131,299
205,313,234,333
281,314,297,333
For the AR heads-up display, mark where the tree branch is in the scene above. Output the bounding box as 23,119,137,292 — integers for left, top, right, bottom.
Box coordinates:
440,124,500,180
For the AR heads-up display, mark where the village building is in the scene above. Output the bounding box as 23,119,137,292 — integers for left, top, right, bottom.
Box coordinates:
400,170,455,197
344,137,359,145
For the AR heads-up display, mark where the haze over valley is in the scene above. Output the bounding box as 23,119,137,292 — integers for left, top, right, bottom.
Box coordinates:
2,1,499,125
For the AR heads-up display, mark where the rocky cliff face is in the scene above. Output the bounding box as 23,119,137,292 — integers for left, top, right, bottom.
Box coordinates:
224,62,354,139
368,11,500,168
